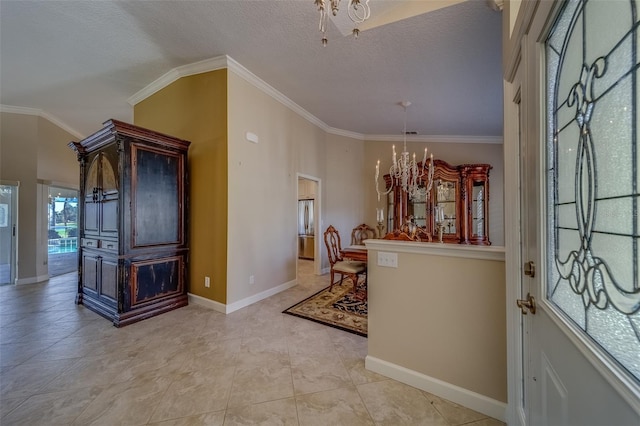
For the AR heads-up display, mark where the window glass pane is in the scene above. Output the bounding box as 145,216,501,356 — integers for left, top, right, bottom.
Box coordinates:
546,0,640,385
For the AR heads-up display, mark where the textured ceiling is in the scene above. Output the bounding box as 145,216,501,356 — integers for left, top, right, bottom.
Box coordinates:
0,0,503,139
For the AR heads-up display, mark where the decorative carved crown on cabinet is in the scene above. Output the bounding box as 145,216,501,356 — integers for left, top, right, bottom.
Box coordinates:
69,119,191,326
383,159,492,245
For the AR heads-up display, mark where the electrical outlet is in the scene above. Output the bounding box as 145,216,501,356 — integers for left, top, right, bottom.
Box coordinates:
249,275,255,285
204,276,210,288
377,252,398,268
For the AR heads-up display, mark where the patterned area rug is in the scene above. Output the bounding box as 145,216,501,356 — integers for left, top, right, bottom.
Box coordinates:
283,284,367,337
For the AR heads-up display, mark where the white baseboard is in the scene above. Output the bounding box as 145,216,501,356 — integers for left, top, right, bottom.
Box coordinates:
15,274,50,285
188,292,227,313
188,279,298,314
365,355,507,422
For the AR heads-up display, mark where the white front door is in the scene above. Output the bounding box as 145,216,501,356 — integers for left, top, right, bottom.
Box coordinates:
507,0,640,424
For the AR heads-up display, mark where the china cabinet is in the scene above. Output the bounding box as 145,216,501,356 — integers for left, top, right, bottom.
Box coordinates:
384,160,491,245
69,119,190,326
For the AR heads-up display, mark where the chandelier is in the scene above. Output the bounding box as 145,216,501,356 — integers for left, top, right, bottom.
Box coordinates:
375,101,434,203
314,0,371,46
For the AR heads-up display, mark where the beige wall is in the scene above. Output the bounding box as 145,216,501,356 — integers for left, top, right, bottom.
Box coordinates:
322,133,367,255
364,140,504,246
227,72,307,302
0,112,78,283
366,241,507,404
226,72,366,303
37,117,80,185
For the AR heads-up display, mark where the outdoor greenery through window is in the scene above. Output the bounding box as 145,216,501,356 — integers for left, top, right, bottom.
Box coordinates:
48,186,78,254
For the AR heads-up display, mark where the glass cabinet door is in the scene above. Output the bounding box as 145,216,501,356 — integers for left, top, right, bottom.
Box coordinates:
461,164,491,245
472,181,486,239
408,189,428,228
386,190,394,236
435,179,458,237
430,160,461,243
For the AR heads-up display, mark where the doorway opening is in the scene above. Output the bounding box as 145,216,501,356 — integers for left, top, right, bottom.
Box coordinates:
297,174,321,278
47,185,78,277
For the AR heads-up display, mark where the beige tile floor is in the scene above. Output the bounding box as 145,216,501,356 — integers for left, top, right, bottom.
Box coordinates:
0,260,505,425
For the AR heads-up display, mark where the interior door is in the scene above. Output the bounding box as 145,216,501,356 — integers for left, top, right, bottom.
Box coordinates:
514,0,640,424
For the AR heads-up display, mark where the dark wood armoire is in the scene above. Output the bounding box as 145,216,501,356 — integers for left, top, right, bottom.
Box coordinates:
69,119,190,327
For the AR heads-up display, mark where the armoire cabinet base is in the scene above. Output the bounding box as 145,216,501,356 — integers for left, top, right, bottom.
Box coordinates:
77,293,188,327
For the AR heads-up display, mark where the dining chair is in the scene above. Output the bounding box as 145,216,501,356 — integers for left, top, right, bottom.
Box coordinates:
323,225,366,292
351,223,376,246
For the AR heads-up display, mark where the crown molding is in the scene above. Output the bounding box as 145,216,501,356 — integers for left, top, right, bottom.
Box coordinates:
224,56,330,133
126,54,338,136
1,104,84,139
125,56,503,145
364,134,503,144
326,126,365,140
127,55,229,106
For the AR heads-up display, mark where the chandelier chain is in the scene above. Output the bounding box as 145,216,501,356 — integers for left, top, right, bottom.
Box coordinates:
314,0,371,45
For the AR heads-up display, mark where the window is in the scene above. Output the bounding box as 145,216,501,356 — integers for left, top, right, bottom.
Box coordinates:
546,0,640,385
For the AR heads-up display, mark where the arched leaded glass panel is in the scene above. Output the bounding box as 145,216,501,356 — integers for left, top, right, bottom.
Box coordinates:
546,0,640,385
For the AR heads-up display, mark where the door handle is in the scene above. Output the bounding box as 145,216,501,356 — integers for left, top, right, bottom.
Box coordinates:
516,293,536,315
524,261,535,278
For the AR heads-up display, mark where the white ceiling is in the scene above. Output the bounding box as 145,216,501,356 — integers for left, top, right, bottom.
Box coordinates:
0,0,503,140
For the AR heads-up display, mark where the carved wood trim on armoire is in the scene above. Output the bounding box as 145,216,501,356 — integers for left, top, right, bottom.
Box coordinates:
69,119,190,327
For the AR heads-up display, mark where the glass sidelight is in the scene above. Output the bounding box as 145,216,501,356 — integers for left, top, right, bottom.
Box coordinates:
0,183,18,285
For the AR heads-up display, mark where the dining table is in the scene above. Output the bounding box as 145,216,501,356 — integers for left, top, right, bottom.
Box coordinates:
341,245,368,262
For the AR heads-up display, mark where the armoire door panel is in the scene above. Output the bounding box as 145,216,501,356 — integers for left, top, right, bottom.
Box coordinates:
131,146,182,247
130,256,183,306
99,258,118,301
82,254,98,291
100,198,118,235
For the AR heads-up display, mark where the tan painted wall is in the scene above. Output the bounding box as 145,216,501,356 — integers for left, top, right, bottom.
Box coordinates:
226,72,366,302
322,133,367,254
367,248,507,403
1,113,39,281
134,70,229,303
364,140,504,246
38,117,80,185
0,112,78,282
227,72,303,302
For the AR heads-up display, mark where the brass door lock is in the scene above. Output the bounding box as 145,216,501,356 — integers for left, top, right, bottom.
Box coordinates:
516,293,537,315
524,261,535,278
